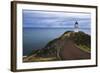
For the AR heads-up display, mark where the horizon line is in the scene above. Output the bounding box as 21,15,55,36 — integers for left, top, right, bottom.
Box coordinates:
23,27,90,29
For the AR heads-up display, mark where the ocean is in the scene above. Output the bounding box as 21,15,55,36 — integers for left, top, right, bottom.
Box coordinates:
23,28,90,56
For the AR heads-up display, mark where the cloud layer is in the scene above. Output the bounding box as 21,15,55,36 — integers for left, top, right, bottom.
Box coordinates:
23,10,91,28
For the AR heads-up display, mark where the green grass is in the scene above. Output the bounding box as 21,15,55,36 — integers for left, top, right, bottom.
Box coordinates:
24,57,58,62
75,44,90,53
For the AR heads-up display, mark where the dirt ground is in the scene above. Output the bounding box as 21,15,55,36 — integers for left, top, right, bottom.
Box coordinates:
59,40,90,60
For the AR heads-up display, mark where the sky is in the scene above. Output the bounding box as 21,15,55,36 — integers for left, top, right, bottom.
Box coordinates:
23,10,91,28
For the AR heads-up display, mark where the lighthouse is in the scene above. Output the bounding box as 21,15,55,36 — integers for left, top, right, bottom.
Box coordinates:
74,21,79,32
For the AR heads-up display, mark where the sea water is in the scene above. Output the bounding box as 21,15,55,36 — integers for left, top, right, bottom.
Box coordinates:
23,28,90,56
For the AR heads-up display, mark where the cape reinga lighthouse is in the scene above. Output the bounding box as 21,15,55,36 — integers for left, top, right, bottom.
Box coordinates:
74,21,79,32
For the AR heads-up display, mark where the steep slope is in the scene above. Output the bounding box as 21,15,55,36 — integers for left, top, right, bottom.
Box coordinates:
23,31,91,62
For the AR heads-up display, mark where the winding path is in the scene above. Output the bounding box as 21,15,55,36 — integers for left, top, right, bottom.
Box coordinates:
59,40,90,60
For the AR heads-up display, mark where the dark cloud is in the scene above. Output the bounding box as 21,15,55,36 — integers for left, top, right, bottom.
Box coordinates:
23,10,91,28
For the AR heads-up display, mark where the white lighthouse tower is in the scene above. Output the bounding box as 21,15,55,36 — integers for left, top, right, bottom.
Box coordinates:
74,21,79,32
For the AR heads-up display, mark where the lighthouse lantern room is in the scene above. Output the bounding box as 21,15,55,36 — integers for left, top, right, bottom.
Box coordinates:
74,21,79,32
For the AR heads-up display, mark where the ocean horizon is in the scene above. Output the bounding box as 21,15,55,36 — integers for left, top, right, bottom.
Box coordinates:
23,28,91,56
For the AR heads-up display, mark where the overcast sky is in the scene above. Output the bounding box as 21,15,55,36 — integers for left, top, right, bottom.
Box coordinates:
23,10,91,28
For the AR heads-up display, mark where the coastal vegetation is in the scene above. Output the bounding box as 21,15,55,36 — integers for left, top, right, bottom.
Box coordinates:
23,31,91,62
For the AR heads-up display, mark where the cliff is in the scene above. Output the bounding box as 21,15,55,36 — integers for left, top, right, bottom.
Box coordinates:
23,31,91,62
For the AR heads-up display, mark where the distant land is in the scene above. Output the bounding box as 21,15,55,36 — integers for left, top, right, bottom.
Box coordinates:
23,27,90,29
23,31,91,62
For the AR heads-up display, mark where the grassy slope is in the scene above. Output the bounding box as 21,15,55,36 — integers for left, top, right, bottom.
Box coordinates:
23,31,91,62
